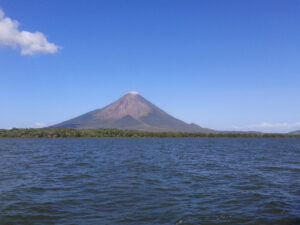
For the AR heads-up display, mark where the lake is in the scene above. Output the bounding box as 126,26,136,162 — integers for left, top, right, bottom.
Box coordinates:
0,138,299,225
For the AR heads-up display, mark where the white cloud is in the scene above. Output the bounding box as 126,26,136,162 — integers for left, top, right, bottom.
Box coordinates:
231,122,300,133
35,122,47,128
0,8,59,55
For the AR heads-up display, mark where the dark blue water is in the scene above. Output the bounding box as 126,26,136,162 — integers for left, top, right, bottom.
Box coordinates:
0,138,299,225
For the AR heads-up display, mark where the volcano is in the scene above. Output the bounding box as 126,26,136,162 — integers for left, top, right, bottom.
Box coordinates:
51,92,213,132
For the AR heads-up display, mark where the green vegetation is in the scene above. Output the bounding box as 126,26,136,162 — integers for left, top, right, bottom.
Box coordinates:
0,128,298,138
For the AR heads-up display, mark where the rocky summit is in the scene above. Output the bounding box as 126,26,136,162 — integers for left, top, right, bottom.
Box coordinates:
51,92,213,132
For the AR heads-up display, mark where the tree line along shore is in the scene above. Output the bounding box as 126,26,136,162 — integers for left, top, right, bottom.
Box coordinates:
0,128,298,138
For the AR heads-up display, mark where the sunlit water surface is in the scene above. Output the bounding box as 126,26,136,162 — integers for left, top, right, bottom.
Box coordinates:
0,138,299,225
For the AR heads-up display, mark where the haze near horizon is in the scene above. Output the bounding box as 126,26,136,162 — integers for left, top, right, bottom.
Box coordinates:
0,0,299,133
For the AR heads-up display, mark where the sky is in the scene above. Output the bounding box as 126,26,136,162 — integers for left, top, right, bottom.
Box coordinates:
0,0,299,133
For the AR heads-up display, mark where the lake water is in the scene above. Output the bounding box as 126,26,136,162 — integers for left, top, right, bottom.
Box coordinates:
0,138,299,225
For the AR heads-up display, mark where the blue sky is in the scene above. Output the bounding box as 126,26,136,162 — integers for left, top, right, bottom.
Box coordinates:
0,0,299,132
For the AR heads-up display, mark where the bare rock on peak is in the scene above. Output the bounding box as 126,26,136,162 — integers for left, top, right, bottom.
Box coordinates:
50,92,213,133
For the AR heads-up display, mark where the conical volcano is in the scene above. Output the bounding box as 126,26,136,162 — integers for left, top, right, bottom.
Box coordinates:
51,92,213,132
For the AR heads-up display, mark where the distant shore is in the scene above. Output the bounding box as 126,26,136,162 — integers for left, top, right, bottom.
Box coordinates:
0,128,299,138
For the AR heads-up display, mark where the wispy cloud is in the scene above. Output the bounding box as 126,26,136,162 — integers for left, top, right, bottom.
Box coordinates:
0,8,59,55
35,122,46,128
231,122,300,133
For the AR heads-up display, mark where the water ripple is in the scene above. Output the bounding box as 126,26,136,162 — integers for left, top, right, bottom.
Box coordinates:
0,138,299,224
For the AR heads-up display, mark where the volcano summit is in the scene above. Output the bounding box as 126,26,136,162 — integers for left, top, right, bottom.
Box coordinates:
51,92,212,132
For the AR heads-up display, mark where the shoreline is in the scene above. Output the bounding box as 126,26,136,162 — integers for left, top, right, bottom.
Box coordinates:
0,128,299,138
